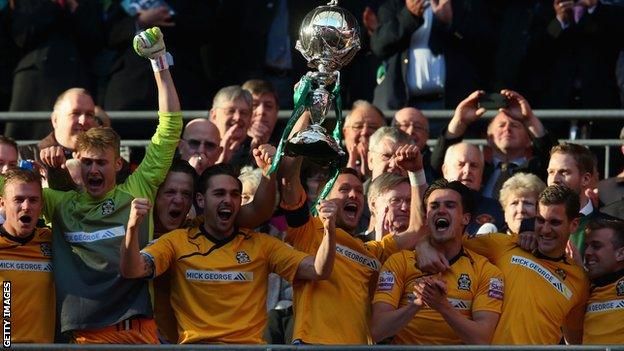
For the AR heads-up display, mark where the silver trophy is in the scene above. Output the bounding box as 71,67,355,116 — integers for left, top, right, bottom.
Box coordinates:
285,0,360,163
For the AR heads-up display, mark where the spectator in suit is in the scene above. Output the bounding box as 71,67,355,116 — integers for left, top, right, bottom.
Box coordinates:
497,172,546,235
441,142,505,235
178,119,222,176
104,0,213,117
370,0,497,110
545,0,624,110
344,100,386,178
547,142,615,255
7,0,103,140
431,89,556,200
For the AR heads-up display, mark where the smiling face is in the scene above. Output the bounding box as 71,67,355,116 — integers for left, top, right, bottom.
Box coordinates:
375,182,411,233
327,173,365,234
154,171,195,235
78,147,122,199
210,97,252,145
426,189,470,244
535,203,579,258
343,106,384,151
442,143,483,191
487,113,529,157
1,181,42,237
197,174,241,238
585,227,624,280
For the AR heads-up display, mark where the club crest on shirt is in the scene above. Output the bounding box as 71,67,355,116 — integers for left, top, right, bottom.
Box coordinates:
617,280,624,297
101,199,115,216
457,273,471,291
236,251,251,264
555,268,567,281
40,242,52,257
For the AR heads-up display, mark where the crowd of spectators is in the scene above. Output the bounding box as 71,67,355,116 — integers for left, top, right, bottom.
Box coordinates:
0,0,624,347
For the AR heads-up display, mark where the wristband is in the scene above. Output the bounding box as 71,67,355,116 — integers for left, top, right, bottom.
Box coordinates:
408,170,427,186
150,52,174,72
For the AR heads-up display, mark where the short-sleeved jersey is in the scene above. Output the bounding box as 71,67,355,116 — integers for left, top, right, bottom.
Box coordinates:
583,271,624,344
373,249,503,344
41,112,182,332
464,233,589,344
142,225,308,344
0,227,54,342
283,203,399,344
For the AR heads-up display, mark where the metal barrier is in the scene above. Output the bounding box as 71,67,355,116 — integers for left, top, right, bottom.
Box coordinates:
8,345,624,351
16,138,621,178
1,109,624,120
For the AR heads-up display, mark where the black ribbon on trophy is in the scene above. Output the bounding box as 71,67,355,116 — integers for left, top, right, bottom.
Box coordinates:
267,0,361,215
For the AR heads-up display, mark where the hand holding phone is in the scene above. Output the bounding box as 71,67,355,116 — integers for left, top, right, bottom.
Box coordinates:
477,93,508,110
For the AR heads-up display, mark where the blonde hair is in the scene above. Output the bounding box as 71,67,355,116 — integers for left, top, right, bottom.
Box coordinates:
499,172,546,209
76,127,120,157
2,168,42,195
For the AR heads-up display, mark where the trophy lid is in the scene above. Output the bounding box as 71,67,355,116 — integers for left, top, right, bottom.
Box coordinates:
296,3,361,73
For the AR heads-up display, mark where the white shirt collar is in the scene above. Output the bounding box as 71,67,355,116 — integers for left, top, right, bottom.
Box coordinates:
580,199,593,216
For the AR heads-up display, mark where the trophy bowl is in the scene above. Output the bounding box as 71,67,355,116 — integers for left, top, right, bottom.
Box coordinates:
286,2,360,164
296,4,360,74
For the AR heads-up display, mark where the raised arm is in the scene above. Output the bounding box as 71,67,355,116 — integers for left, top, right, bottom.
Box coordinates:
120,198,155,279
294,200,337,280
237,144,277,228
279,111,310,208
392,145,429,250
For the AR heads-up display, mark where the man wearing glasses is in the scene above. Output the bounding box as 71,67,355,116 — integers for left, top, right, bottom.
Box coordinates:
178,119,222,175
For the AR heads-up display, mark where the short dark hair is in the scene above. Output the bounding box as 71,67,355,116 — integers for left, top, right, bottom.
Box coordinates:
0,136,18,154
538,185,580,220
423,179,474,216
550,143,596,175
197,163,242,195
317,167,362,196
168,159,197,193
586,218,624,249
242,79,278,105
2,168,42,195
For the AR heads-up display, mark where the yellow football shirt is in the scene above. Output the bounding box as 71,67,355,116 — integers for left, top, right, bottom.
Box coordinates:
464,233,589,344
142,225,308,344
0,227,54,343
373,248,503,344
286,215,398,344
583,272,624,344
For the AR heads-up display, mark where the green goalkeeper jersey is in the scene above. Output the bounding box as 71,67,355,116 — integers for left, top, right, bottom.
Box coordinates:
41,112,182,332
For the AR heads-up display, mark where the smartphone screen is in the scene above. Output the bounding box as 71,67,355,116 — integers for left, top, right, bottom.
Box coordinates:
518,217,536,233
478,93,508,110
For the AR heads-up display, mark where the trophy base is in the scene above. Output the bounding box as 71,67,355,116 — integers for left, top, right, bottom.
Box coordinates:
286,125,345,164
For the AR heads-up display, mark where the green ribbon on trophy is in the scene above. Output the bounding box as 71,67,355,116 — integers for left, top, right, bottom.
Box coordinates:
267,76,346,215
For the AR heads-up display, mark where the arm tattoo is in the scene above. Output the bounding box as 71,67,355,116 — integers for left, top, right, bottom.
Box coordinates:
140,252,155,278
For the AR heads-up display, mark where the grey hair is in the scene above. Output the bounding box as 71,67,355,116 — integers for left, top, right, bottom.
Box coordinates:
368,172,409,205
211,85,252,111
368,127,411,152
346,100,386,122
444,142,484,165
499,172,546,209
